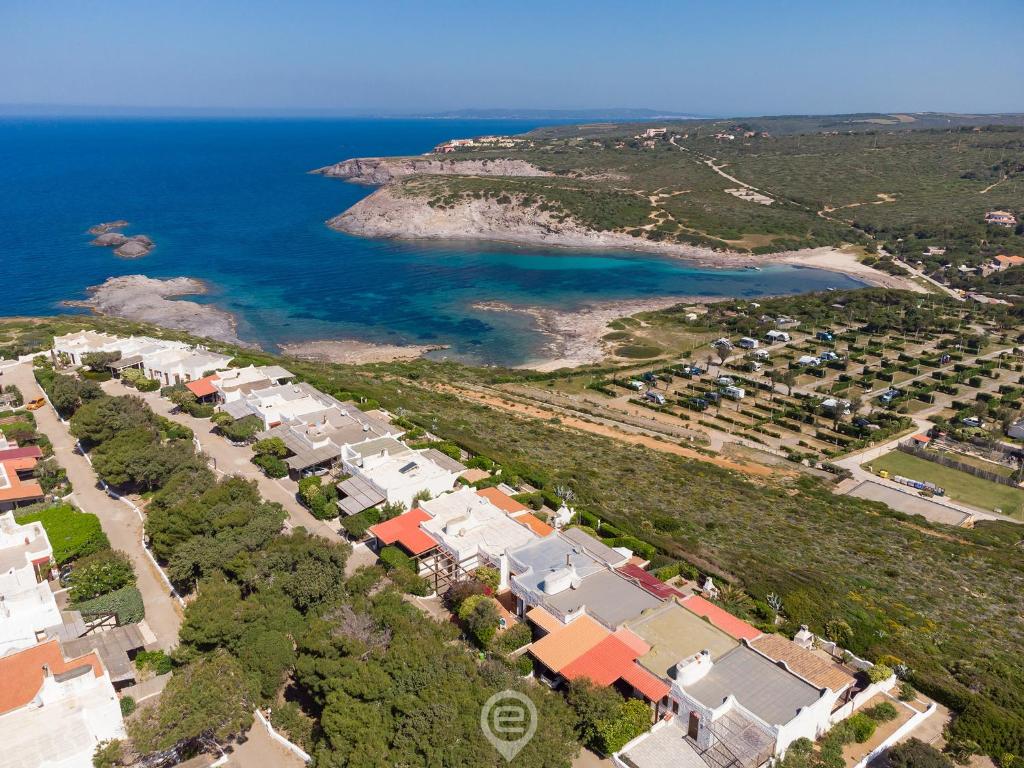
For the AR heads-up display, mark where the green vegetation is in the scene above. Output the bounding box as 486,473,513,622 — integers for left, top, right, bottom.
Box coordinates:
74,584,145,625
866,450,1024,518
67,549,135,602
16,503,108,564
883,739,954,768
389,118,1024,258
298,476,340,519
135,649,173,676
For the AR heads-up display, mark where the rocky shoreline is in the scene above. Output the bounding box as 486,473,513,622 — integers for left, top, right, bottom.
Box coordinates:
327,187,920,293
278,339,450,365
311,156,551,185
64,275,247,346
474,296,700,371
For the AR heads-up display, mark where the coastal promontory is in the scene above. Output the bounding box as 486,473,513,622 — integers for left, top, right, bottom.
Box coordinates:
65,275,245,345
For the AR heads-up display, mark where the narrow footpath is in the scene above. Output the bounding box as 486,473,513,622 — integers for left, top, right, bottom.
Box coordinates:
2,361,183,650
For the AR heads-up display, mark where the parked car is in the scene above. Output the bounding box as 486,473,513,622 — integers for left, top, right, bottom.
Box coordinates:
688,397,709,411
716,376,734,386
26,396,46,410
961,416,983,428
880,388,902,404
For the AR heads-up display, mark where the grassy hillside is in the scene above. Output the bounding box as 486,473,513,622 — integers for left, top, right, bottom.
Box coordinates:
4,307,1024,757
383,118,1024,262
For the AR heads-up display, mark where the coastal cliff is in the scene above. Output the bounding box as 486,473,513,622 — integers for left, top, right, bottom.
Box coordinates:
311,156,551,185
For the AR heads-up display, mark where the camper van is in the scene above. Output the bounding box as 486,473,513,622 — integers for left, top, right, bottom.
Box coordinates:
765,330,791,344
722,385,746,400
737,337,759,349
645,391,666,405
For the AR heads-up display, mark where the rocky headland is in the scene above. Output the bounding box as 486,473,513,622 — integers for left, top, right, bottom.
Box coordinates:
87,221,155,258
327,186,919,292
311,156,551,185
65,275,247,346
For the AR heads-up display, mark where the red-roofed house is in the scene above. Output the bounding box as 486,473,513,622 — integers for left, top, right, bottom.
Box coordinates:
680,594,762,641
0,446,44,511
0,639,126,766
367,507,438,557
185,373,220,400
617,563,686,601
476,486,555,537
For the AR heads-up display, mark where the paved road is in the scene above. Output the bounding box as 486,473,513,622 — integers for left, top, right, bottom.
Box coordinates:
2,361,184,649
101,379,345,543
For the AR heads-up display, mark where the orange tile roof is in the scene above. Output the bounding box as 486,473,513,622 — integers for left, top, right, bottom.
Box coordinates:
514,512,554,537
680,595,762,641
368,508,438,556
528,614,609,673
613,627,651,656
561,633,670,702
526,606,564,635
185,374,220,398
476,487,529,514
0,457,44,504
996,254,1024,266
751,634,856,692
0,639,103,715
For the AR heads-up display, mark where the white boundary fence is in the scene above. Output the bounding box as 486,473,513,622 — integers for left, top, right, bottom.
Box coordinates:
853,702,937,768
254,708,312,763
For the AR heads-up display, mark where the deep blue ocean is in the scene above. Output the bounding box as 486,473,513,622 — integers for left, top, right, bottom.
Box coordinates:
0,118,862,365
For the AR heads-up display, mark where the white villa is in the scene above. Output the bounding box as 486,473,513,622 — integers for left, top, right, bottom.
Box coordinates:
338,437,463,512
52,331,232,387
0,512,60,656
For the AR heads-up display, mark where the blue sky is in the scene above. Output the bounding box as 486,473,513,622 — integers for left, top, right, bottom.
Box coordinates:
2,0,1021,116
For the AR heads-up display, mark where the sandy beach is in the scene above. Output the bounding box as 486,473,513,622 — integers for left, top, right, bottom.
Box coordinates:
278,339,450,365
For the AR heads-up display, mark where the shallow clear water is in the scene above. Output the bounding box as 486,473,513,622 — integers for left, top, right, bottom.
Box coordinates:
0,118,863,365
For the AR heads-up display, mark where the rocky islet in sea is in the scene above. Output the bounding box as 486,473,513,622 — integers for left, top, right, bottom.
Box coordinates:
87,220,156,258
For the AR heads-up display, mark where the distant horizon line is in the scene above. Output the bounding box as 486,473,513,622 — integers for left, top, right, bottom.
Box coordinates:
3,103,1023,121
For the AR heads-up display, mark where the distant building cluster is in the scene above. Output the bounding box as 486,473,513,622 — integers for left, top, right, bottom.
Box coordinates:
985,210,1018,228
432,135,530,153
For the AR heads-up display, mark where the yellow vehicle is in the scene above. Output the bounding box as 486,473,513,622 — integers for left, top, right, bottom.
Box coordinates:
878,469,889,479
26,397,46,411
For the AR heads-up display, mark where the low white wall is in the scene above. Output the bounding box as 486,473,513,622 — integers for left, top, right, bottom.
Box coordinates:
853,703,937,768
255,708,312,763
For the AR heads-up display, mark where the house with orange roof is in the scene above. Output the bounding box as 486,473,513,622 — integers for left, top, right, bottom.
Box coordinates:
0,445,44,512
524,610,670,718
0,639,125,768
995,254,1024,270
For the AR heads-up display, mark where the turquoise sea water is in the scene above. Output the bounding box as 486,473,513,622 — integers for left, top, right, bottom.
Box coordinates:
0,118,863,365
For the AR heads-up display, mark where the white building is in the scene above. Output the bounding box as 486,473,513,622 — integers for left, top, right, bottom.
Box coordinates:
52,331,232,386
0,512,60,656
338,437,462,512
195,364,294,403
419,486,539,588
0,639,126,768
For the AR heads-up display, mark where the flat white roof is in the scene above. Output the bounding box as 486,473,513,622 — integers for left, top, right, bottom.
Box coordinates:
420,487,537,562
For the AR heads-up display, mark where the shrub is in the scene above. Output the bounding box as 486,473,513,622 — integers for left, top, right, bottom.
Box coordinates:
73,585,145,624
252,454,288,478
16,504,109,564
389,566,431,596
119,696,136,716
513,653,533,676
92,739,126,768
868,663,894,684
475,565,499,591
458,594,499,648
298,476,339,520
135,649,173,676
219,415,262,442
253,437,288,457
379,545,415,572
269,701,316,752
494,621,532,655
864,701,899,722
898,681,916,701
885,739,954,768
848,712,878,743
339,507,380,539
68,550,135,602
596,699,653,754
444,579,487,612
135,378,160,392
